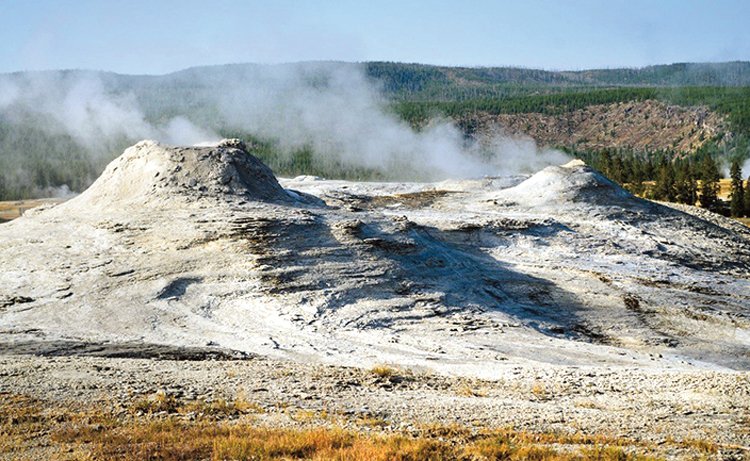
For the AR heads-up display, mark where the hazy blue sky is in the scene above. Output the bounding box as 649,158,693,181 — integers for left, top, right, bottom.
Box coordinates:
1,0,748,74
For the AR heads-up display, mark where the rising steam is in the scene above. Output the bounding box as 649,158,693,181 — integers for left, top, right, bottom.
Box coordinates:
0,63,568,197
0,72,217,148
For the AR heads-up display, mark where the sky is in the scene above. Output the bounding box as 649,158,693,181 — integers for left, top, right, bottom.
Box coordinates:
0,0,749,75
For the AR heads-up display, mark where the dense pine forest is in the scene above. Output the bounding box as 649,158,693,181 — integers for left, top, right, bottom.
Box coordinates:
1,61,750,210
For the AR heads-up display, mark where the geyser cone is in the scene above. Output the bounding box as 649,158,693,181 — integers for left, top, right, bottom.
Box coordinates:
70,139,293,208
497,159,634,206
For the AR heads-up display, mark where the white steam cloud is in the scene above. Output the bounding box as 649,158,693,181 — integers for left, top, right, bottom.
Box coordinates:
742,158,750,179
209,63,568,179
0,63,569,184
0,73,217,150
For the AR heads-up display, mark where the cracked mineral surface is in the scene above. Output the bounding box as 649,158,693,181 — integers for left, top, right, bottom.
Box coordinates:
1,139,748,376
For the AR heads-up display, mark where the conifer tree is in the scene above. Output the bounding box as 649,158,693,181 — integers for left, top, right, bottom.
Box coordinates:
744,175,750,218
729,160,745,217
675,161,697,205
699,155,721,212
599,151,613,178
610,156,625,183
653,161,676,201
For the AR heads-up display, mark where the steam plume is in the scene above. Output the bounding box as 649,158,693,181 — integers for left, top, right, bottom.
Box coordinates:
0,63,569,198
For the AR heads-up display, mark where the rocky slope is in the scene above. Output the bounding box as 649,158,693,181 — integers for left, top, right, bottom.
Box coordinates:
0,140,749,377
464,99,728,153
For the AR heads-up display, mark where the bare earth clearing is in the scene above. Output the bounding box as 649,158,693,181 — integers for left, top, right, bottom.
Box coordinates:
466,100,727,154
1,140,749,459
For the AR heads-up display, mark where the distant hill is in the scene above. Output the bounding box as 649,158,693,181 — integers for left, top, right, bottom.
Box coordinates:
3,60,749,120
364,61,750,100
11,59,744,103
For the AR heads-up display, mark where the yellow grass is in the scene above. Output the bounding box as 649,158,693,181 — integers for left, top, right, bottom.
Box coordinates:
130,390,265,417
531,381,548,400
455,382,489,398
0,392,732,461
370,364,398,378
0,198,66,221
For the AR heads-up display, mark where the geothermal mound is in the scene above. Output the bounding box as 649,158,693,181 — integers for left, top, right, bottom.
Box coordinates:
491,159,634,207
71,139,293,208
1,140,749,375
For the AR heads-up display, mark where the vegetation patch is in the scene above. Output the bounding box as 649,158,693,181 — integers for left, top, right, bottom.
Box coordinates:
0,392,734,460
370,364,399,379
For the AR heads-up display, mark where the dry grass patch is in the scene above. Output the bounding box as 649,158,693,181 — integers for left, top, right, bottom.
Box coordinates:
370,364,398,379
1,392,736,461
290,409,322,423
573,398,603,410
531,381,549,400
355,414,388,428
58,422,657,461
130,390,264,417
0,198,66,221
455,382,489,397
663,436,719,457
130,390,180,414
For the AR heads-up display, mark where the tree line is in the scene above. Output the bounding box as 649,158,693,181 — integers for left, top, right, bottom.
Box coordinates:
728,159,750,217
572,146,750,217
366,61,750,101
394,87,750,135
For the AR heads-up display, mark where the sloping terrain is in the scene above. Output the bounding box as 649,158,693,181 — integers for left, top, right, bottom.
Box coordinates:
1,140,749,377
365,61,750,95
465,99,728,153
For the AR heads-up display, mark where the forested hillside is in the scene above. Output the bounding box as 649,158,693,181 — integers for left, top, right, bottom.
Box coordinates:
365,61,750,100
1,61,750,202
